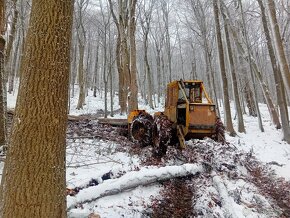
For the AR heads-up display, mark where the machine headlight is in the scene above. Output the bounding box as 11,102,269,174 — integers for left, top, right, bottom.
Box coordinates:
210,105,215,111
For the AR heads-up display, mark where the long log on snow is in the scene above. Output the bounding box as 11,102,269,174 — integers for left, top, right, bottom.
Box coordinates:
212,172,239,218
98,118,128,126
67,163,204,210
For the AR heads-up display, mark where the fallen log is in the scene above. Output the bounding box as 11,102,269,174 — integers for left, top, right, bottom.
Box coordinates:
212,172,240,218
67,163,204,210
98,118,128,126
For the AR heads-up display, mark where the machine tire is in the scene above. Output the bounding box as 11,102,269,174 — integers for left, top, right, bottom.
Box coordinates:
130,111,154,147
214,117,226,144
152,114,173,156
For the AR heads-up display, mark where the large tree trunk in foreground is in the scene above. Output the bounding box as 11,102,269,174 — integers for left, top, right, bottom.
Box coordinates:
0,1,73,217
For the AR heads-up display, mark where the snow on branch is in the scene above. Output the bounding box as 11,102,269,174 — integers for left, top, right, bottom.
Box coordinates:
67,163,204,210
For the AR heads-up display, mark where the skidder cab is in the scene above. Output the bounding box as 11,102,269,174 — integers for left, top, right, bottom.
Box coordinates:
128,80,225,156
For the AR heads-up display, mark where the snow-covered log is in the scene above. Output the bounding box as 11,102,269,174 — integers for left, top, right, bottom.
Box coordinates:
67,163,204,210
212,172,240,218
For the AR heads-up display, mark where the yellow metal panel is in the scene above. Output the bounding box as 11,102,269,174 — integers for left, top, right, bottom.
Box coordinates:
189,104,216,126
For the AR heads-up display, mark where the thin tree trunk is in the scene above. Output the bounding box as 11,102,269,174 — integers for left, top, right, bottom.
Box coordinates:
71,41,77,98
128,0,138,113
93,43,99,98
156,47,161,104
76,42,85,110
221,4,245,133
267,0,290,96
103,34,108,118
108,0,128,114
0,36,6,149
8,28,21,94
143,28,153,109
0,1,6,150
5,1,18,67
115,33,126,114
213,0,236,136
109,64,114,117
258,0,290,142
223,1,281,130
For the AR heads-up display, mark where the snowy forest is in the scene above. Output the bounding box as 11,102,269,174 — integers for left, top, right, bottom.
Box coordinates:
0,0,290,217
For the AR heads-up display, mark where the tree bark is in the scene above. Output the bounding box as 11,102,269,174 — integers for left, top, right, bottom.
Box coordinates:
108,0,138,114
93,42,100,98
140,2,154,109
0,1,6,149
0,36,6,148
0,1,73,217
8,27,21,94
221,6,245,133
76,42,86,109
128,0,138,113
223,1,281,130
213,0,236,136
162,3,172,82
5,1,18,66
76,1,87,110
258,0,290,142
267,0,290,96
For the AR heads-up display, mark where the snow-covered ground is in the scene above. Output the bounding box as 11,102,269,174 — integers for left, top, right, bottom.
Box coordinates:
5,88,290,217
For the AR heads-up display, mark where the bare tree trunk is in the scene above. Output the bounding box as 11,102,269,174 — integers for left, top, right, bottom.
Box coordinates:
223,1,281,130
213,0,236,136
0,0,73,216
267,0,290,96
75,0,87,110
8,27,21,94
140,1,154,109
235,0,264,132
76,42,85,109
128,0,138,112
109,64,114,117
93,42,99,98
5,0,18,68
177,31,185,79
0,36,6,149
115,33,127,114
144,41,153,108
156,47,161,103
221,4,245,133
244,80,257,117
0,1,6,150
258,0,290,142
71,41,77,98
109,0,139,114
151,16,164,105
162,2,172,82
